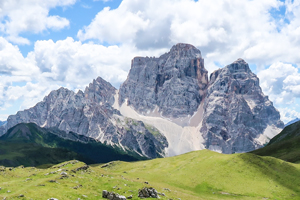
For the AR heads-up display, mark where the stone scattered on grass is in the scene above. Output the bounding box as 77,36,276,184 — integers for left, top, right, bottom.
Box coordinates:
127,195,133,199
101,162,114,168
73,184,83,189
138,187,159,198
158,192,165,196
71,165,89,173
18,194,24,197
102,190,126,200
47,198,58,200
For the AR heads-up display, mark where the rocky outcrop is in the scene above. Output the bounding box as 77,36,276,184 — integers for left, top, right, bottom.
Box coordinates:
119,43,208,119
138,187,159,198
102,190,127,200
0,77,168,159
200,59,284,153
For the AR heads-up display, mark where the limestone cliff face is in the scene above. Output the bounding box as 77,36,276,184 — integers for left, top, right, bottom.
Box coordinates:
200,59,284,153
1,77,168,159
119,43,208,119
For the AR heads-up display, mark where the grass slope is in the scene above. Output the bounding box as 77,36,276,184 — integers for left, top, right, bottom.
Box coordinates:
0,123,144,167
0,150,300,200
252,121,300,163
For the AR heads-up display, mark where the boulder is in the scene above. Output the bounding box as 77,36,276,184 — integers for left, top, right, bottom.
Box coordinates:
138,187,158,198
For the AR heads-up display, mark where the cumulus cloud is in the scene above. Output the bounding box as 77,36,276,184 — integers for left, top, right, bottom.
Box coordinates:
0,0,76,44
257,62,300,123
258,62,300,104
278,107,300,124
77,0,289,73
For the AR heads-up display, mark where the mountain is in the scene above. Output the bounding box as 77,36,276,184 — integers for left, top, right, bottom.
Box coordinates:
252,120,300,163
200,59,284,153
285,118,300,127
0,43,284,156
118,44,283,155
119,43,208,120
1,150,300,199
0,123,145,167
0,78,168,159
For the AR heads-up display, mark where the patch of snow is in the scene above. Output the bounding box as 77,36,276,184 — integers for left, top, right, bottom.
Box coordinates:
119,99,205,157
41,120,47,128
112,90,120,110
255,125,282,145
244,98,256,110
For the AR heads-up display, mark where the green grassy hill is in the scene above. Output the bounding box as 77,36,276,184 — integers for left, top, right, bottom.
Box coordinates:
0,150,300,200
0,123,144,167
252,121,300,163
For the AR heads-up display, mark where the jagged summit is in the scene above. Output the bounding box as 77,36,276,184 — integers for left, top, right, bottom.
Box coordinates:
169,43,202,57
84,76,116,105
119,43,208,119
201,59,284,153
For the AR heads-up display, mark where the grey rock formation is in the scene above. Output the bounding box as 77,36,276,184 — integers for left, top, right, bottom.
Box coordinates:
138,187,159,198
200,59,284,153
119,43,208,119
0,77,167,158
102,191,127,200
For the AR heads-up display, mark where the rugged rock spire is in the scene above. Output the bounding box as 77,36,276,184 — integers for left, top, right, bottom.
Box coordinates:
200,58,284,153
119,43,208,119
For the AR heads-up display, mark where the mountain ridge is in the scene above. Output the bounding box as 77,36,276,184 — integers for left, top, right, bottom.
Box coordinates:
0,43,284,156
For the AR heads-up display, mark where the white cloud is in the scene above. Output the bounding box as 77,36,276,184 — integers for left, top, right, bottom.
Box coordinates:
278,107,300,124
0,0,76,44
257,62,300,104
77,0,288,73
257,62,300,123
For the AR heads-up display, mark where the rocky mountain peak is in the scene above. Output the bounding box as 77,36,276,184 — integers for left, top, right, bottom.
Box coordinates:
201,59,284,153
84,76,116,105
119,43,208,120
228,58,250,73
45,87,74,100
169,43,202,58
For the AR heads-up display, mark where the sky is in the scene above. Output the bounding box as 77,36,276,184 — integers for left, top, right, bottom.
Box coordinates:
0,0,300,123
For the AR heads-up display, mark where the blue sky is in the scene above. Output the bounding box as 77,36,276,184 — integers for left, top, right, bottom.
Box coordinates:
1,0,300,123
